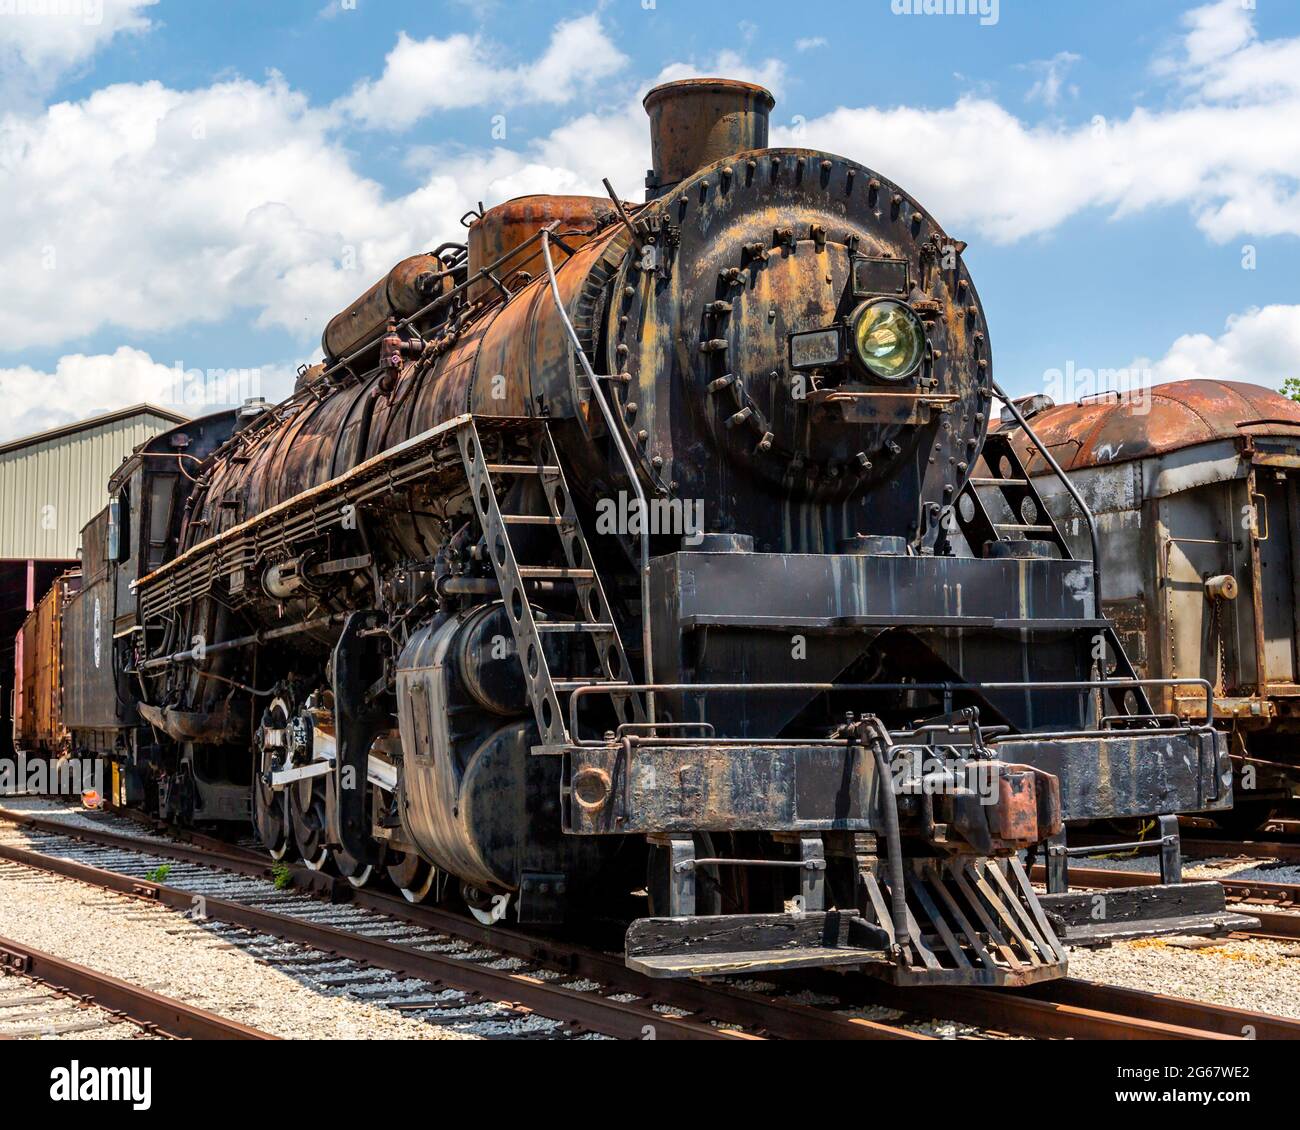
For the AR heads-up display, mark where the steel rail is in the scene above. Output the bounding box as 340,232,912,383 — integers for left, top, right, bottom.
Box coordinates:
0,814,928,1041
789,968,1300,1041
0,934,276,1040
10,807,1293,1040
5,806,1283,1041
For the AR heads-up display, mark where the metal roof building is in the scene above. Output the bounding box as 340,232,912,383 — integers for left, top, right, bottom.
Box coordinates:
2,403,186,758
1,403,186,561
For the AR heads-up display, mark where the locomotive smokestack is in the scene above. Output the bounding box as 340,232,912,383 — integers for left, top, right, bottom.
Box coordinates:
643,78,775,200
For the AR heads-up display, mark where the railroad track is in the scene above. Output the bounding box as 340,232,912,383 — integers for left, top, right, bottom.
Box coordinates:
4,806,1298,1040
0,808,923,1041
1180,833,1300,863
0,934,273,1040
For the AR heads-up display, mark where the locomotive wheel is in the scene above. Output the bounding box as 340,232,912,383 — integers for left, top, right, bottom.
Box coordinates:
387,850,436,902
462,884,511,925
290,776,330,871
646,833,722,917
331,844,374,888
253,779,293,861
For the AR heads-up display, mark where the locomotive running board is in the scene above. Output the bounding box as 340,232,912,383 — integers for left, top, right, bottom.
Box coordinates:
624,857,1072,986
625,910,889,978
1038,882,1259,946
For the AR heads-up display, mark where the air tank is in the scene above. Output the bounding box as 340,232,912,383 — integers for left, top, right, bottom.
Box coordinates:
322,252,453,362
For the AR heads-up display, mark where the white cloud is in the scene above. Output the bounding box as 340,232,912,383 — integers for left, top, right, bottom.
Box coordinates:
771,2,1300,246
0,74,473,350
2,0,1298,393
0,0,157,100
1023,50,1080,108
339,13,627,130
0,345,300,442
1133,305,1300,389
795,37,826,52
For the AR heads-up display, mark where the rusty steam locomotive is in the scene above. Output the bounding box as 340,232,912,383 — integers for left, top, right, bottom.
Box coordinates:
47,79,1252,985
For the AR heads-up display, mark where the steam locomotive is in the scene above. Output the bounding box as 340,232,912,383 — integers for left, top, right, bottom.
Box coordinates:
31,79,1252,985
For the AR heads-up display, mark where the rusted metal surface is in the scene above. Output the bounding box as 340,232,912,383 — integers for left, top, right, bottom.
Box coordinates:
322,252,453,361
1008,379,1300,824
466,195,615,302
1009,379,1300,473
643,78,774,197
13,570,79,754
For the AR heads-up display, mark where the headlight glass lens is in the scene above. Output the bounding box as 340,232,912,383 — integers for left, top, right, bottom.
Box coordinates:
852,300,925,380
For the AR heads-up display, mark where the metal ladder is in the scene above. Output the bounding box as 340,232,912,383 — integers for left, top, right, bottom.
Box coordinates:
957,430,1153,719
955,431,1071,558
457,418,644,747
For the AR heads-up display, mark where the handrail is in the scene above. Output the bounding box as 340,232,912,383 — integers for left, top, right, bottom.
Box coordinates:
539,229,655,724
992,380,1104,675
567,677,1215,745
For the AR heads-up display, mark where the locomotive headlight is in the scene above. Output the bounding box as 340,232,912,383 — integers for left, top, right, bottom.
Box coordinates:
850,299,926,381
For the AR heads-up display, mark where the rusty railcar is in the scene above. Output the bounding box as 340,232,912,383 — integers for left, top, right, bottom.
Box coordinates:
58,78,1252,987
1004,379,1300,833
13,571,81,756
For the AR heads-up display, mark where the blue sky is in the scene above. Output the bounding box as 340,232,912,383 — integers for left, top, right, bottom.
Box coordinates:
1,0,1298,439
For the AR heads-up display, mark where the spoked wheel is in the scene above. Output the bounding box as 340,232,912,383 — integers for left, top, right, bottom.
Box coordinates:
332,845,374,889
387,850,436,902
646,832,722,917
253,779,294,861
289,776,330,871
254,697,294,861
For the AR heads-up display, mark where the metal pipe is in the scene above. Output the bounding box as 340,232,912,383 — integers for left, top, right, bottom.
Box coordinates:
568,676,1215,743
139,613,347,670
540,229,655,723
866,724,911,954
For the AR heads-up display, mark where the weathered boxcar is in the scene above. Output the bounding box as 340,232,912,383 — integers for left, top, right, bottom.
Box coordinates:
1005,379,1300,831
13,570,81,755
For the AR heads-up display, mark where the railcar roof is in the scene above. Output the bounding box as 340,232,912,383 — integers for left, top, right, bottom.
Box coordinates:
1004,379,1300,472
